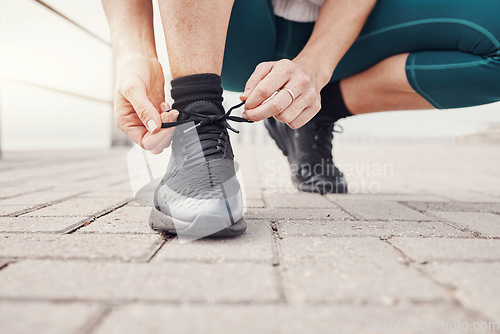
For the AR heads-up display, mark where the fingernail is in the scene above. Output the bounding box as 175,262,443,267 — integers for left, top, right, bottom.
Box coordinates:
242,112,249,120
240,88,250,98
147,119,158,133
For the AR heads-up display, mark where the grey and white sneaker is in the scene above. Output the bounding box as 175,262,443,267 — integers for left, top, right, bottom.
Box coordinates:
149,99,250,239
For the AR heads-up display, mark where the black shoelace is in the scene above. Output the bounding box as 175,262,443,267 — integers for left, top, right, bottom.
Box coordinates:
161,101,252,159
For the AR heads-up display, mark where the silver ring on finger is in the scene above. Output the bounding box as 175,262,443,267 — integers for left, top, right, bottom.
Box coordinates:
282,87,296,102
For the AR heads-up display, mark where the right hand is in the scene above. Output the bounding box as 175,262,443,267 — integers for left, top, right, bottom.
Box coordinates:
114,53,178,154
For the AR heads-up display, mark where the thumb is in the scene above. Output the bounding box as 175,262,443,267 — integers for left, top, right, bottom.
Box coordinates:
121,84,161,133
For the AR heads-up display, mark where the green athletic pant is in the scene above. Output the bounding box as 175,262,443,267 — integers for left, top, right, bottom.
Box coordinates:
222,0,500,109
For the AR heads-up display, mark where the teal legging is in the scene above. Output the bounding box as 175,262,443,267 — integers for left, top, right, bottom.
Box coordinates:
222,0,500,109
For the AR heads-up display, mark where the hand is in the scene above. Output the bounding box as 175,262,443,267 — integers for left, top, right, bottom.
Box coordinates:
114,53,178,154
240,59,324,129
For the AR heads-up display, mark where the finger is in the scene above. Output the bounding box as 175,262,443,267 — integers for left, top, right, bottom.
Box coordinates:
121,82,162,134
150,103,177,153
243,88,295,122
160,102,170,112
115,120,147,149
150,111,179,154
287,105,320,129
120,124,147,148
113,96,148,148
142,110,179,152
150,130,174,154
244,60,294,109
240,62,273,101
274,95,309,125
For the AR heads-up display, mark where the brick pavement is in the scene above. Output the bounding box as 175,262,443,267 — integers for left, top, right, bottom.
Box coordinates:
0,143,500,333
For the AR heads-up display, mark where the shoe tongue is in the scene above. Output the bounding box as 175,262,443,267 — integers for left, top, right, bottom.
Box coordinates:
181,101,224,120
178,101,227,164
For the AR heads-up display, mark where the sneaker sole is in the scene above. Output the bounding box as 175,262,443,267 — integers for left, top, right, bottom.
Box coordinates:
149,207,247,237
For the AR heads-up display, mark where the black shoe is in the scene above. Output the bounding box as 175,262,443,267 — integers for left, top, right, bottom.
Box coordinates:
265,117,347,194
149,97,251,238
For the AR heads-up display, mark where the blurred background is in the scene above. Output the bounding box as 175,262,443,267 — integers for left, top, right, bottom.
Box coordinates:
1,0,500,153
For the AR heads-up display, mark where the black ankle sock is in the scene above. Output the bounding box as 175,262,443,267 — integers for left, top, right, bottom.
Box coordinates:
170,73,224,116
313,81,353,123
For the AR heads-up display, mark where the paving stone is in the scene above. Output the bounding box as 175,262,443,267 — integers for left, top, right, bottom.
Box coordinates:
264,191,338,209
0,205,32,216
94,303,487,334
75,175,130,188
0,233,163,261
246,208,353,220
336,200,430,221
423,262,500,320
23,197,129,217
426,190,500,203
78,205,154,234
0,191,80,206
404,201,500,214
2,145,500,331
74,171,127,182
0,216,85,233
0,184,48,199
0,302,100,334
0,260,279,303
0,260,11,269
0,173,35,184
108,183,134,192
261,178,301,194
478,190,500,199
246,199,266,208
78,190,133,199
327,193,445,202
242,180,263,192
280,237,447,304
155,220,274,262
243,188,263,200
390,238,500,262
279,220,467,238
427,211,500,237
128,200,151,208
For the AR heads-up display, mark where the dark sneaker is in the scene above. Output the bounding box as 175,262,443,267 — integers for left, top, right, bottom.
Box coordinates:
149,100,250,238
265,117,347,194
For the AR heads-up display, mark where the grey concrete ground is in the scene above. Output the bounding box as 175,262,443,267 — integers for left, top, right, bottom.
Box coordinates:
0,143,500,333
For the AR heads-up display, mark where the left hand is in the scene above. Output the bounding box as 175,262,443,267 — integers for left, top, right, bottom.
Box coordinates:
240,59,324,129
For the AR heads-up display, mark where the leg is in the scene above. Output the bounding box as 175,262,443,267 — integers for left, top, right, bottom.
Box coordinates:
158,0,234,78
152,0,252,237
340,54,434,115
263,0,500,195
277,0,500,113
161,0,277,91
221,0,277,91
332,0,500,112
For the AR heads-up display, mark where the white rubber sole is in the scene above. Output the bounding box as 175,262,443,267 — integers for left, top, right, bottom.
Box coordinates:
149,207,247,237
